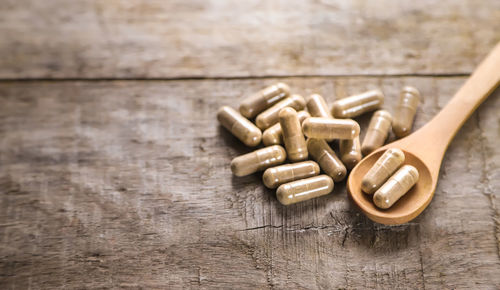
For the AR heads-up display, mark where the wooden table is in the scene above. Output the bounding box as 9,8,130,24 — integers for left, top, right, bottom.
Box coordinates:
1,1,499,288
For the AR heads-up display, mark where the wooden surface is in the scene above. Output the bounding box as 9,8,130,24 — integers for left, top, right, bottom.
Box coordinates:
1,0,500,78
0,1,499,289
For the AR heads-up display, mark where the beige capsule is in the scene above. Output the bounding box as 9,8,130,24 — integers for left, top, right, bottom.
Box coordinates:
255,94,306,130
302,117,360,140
331,89,384,118
279,107,308,162
262,111,310,146
307,138,347,182
276,175,334,205
307,93,334,142
361,148,405,194
373,165,419,209
361,110,393,155
307,94,333,119
217,106,262,147
262,161,320,189
239,82,290,118
231,145,286,177
393,86,420,138
339,136,362,170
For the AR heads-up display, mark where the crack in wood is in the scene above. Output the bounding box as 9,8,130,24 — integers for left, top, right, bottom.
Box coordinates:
417,226,427,290
0,73,471,83
475,113,500,258
341,227,350,248
239,225,285,231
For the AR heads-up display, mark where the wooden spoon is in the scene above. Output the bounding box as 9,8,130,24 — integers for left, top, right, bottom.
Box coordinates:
347,42,500,225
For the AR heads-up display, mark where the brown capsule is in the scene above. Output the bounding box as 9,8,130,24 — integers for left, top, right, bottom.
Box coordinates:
361,110,393,155
373,165,419,209
393,86,420,138
307,93,334,142
217,106,262,147
307,138,347,182
276,175,334,205
307,94,333,119
262,161,320,189
262,111,310,146
339,136,362,170
361,148,405,194
255,94,306,130
302,117,360,140
279,107,308,162
239,82,290,118
231,145,287,177
331,89,384,118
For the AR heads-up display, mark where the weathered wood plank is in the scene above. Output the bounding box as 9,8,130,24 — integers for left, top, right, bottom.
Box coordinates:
0,78,498,288
0,0,499,79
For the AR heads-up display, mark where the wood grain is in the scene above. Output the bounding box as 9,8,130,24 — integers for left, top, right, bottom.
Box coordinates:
0,0,499,79
0,78,498,288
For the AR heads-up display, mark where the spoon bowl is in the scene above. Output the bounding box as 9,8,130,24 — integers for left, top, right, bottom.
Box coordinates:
348,149,433,224
347,42,500,225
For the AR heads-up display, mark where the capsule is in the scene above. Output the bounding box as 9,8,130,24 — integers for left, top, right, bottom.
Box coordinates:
331,90,384,118
307,138,347,182
262,161,320,189
361,148,405,194
307,94,333,119
276,175,334,205
262,111,310,146
217,106,262,147
231,145,286,177
307,94,334,142
373,165,419,209
302,117,360,140
239,82,290,118
361,110,393,155
339,136,362,170
393,86,420,138
255,94,306,130
279,108,308,162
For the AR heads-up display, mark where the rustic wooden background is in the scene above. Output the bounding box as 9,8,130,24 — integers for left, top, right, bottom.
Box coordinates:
1,1,499,289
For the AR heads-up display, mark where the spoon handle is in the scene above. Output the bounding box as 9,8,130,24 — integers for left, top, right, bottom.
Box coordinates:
405,42,500,167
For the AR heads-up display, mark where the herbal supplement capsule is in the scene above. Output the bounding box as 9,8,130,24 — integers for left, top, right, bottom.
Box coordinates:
276,175,334,205
339,136,362,170
239,82,290,118
302,117,360,140
217,106,262,147
231,145,286,177
307,138,347,182
255,94,306,130
393,86,421,138
279,107,308,162
361,148,405,194
262,161,320,189
307,94,334,142
361,110,393,155
262,111,310,146
307,94,333,119
373,165,419,209
331,89,384,118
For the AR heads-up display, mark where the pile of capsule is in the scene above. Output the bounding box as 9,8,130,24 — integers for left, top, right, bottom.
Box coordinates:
217,82,420,208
